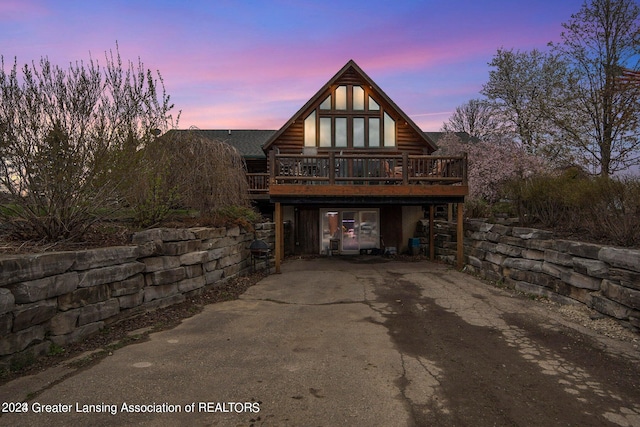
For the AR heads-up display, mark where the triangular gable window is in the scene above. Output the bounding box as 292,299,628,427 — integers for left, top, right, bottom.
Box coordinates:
304,85,395,149
369,96,379,111
320,95,331,110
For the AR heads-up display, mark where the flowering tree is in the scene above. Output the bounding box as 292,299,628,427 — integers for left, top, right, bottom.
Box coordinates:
436,133,548,203
481,48,572,164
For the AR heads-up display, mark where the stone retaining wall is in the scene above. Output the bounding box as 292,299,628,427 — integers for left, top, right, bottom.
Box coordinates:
0,223,275,370
424,219,640,331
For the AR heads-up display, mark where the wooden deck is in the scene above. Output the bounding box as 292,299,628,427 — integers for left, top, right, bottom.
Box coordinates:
248,152,468,199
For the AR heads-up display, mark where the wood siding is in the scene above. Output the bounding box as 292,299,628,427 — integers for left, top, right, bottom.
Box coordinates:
296,207,319,254
274,121,304,152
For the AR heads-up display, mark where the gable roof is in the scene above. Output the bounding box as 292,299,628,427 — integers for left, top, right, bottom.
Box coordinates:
262,59,437,153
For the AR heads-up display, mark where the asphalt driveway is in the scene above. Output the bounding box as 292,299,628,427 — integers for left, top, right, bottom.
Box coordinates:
1,258,639,426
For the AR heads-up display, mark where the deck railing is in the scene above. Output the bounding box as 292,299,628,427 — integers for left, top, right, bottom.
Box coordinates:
247,173,269,194
272,151,466,185
246,152,467,194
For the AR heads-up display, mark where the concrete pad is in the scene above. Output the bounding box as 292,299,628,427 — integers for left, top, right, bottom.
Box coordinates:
0,258,410,426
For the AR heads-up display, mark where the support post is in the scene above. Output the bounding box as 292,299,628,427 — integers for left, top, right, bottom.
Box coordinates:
429,205,435,261
275,202,282,274
457,202,464,270
279,215,285,262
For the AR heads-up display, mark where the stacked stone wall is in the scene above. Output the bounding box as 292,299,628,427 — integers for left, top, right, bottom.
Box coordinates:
0,223,275,369
427,219,640,331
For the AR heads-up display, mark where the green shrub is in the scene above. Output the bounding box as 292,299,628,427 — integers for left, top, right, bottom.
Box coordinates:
132,177,177,227
465,198,491,218
505,171,640,247
506,172,569,227
578,176,640,247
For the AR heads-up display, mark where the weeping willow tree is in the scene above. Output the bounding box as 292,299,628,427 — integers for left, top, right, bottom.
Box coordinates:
127,128,254,227
167,128,250,215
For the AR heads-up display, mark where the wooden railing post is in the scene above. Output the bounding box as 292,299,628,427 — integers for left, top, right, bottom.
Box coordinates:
463,152,468,185
402,152,409,185
269,150,276,186
329,151,335,185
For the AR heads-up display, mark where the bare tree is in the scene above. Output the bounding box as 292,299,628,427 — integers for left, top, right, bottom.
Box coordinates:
441,98,503,140
0,46,177,240
553,0,640,176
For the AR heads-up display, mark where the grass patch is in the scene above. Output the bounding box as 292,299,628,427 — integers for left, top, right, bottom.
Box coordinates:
48,343,65,356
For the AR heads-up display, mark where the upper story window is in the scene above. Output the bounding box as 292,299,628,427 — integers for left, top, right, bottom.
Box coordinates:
335,86,347,110
304,85,395,149
353,86,365,110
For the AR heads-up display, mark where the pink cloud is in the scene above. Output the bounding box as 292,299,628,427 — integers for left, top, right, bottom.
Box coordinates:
0,0,47,19
1,0,583,135
180,103,288,130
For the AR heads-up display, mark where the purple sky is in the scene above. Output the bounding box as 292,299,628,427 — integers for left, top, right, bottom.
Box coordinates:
1,0,586,131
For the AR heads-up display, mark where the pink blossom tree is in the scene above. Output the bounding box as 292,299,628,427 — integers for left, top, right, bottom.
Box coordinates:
436,133,548,203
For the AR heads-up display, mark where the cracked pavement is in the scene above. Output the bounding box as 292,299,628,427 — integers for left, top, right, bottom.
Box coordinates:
1,258,639,426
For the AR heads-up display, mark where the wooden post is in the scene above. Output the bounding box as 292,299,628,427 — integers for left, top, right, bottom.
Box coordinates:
329,151,335,185
275,202,282,274
457,202,464,270
279,214,285,262
269,150,276,186
429,205,435,261
402,152,409,185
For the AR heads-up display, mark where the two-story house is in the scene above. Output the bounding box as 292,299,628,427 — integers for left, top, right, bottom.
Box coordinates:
181,60,468,272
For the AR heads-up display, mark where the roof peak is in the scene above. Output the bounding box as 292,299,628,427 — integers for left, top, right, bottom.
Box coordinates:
262,59,436,152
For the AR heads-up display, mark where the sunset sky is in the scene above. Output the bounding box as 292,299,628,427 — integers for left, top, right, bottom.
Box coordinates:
1,0,587,131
